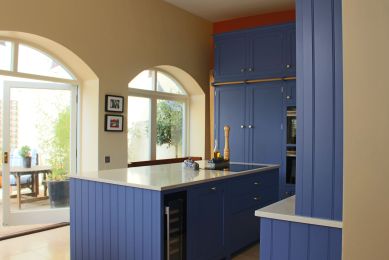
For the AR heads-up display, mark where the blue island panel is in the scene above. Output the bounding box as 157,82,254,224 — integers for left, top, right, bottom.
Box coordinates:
260,218,342,260
70,179,162,260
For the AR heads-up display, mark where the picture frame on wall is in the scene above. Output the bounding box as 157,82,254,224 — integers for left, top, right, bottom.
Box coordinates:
105,95,124,113
105,114,124,132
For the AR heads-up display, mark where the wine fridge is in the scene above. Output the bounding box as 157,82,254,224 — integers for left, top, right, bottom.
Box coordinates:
164,192,186,260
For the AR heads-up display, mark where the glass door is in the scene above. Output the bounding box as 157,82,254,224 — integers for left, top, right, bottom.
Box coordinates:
2,80,77,225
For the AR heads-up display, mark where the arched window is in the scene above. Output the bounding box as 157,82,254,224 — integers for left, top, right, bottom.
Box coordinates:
0,38,78,224
128,69,188,162
0,40,76,81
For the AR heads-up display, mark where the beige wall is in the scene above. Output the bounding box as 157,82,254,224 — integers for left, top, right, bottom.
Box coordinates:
343,0,389,259
0,0,212,169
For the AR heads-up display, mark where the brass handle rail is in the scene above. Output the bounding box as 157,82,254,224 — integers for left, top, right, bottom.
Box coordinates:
213,76,296,86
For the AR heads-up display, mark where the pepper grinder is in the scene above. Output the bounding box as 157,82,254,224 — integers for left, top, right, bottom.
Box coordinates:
223,125,230,160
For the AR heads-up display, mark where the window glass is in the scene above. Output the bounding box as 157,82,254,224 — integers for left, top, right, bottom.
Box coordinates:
156,99,184,159
127,96,151,162
0,41,12,71
157,71,185,95
18,44,73,79
128,70,154,91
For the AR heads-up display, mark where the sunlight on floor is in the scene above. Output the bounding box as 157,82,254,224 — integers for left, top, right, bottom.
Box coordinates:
0,226,70,260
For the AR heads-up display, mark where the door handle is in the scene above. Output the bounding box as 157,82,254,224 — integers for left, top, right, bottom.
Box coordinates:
240,125,245,129
165,206,170,260
248,125,253,129
4,152,8,164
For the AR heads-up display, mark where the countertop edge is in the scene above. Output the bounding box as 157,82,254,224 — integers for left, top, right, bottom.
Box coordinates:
70,163,280,191
69,175,163,191
255,196,343,229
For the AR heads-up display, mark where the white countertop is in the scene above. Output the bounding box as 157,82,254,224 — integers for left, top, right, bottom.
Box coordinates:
255,196,343,229
70,161,279,191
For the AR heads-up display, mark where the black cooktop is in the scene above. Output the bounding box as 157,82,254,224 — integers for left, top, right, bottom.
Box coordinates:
214,163,268,172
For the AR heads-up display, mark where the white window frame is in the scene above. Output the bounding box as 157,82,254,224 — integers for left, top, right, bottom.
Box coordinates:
0,38,80,225
128,69,189,161
0,38,80,170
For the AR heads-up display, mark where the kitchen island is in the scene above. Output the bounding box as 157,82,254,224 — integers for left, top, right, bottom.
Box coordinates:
70,161,279,260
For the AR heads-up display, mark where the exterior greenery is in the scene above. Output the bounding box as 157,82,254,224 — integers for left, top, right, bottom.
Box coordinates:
47,107,70,181
19,145,31,158
156,100,183,157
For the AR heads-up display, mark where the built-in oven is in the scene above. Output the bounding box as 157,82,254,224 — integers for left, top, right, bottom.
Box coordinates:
286,147,296,184
287,107,296,145
286,106,296,185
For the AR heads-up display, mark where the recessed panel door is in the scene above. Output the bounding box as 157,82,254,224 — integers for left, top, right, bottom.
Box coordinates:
215,86,246,163
214,33,248,82
247,82,283,165
248,29,287,79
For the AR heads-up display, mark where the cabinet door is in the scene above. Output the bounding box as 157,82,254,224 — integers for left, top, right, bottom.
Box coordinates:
247,82,283,165
214,32,247,82
247,28,287,79
215,86,246,163
285,26,296,77
187,183,224,260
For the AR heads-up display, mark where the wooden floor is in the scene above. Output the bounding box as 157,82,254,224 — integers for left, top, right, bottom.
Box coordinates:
0,225,259,260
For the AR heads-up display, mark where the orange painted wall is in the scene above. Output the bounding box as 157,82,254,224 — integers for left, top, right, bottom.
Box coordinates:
213,10,295,35
210,10,295,68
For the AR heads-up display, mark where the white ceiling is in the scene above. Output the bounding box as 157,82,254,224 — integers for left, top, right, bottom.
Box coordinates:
164,0,295,22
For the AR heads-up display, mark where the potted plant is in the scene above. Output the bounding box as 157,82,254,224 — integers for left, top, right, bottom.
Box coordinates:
47,168,69,208
19,145,32,168
47,107,70,208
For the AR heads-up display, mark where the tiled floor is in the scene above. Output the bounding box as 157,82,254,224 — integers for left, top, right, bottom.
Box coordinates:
0,187,53,238
233,243,259,260
0,226,70,260
0,226,258,260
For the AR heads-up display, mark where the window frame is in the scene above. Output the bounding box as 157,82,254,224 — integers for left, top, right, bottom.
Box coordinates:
0,37,80,173
0,38,78,85
128,69,189,162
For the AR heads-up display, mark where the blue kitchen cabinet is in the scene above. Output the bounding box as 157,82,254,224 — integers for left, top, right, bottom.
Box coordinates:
187,182,225,260
215,81,292,199
214,32,248,82
247,82,283,165
285,26,296,77
248,26,287,79
187,170,279,260
214,85,247,163
215,82,283,165
214,23,295,83
225,172,279,254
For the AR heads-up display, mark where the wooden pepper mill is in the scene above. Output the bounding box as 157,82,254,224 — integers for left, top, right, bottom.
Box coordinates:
223,125,230,160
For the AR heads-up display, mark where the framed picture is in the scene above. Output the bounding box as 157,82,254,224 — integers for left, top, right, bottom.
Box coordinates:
105,114,124,132
105,95,124,113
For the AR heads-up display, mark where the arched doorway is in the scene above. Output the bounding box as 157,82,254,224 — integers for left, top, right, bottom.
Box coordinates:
0,33,98,227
